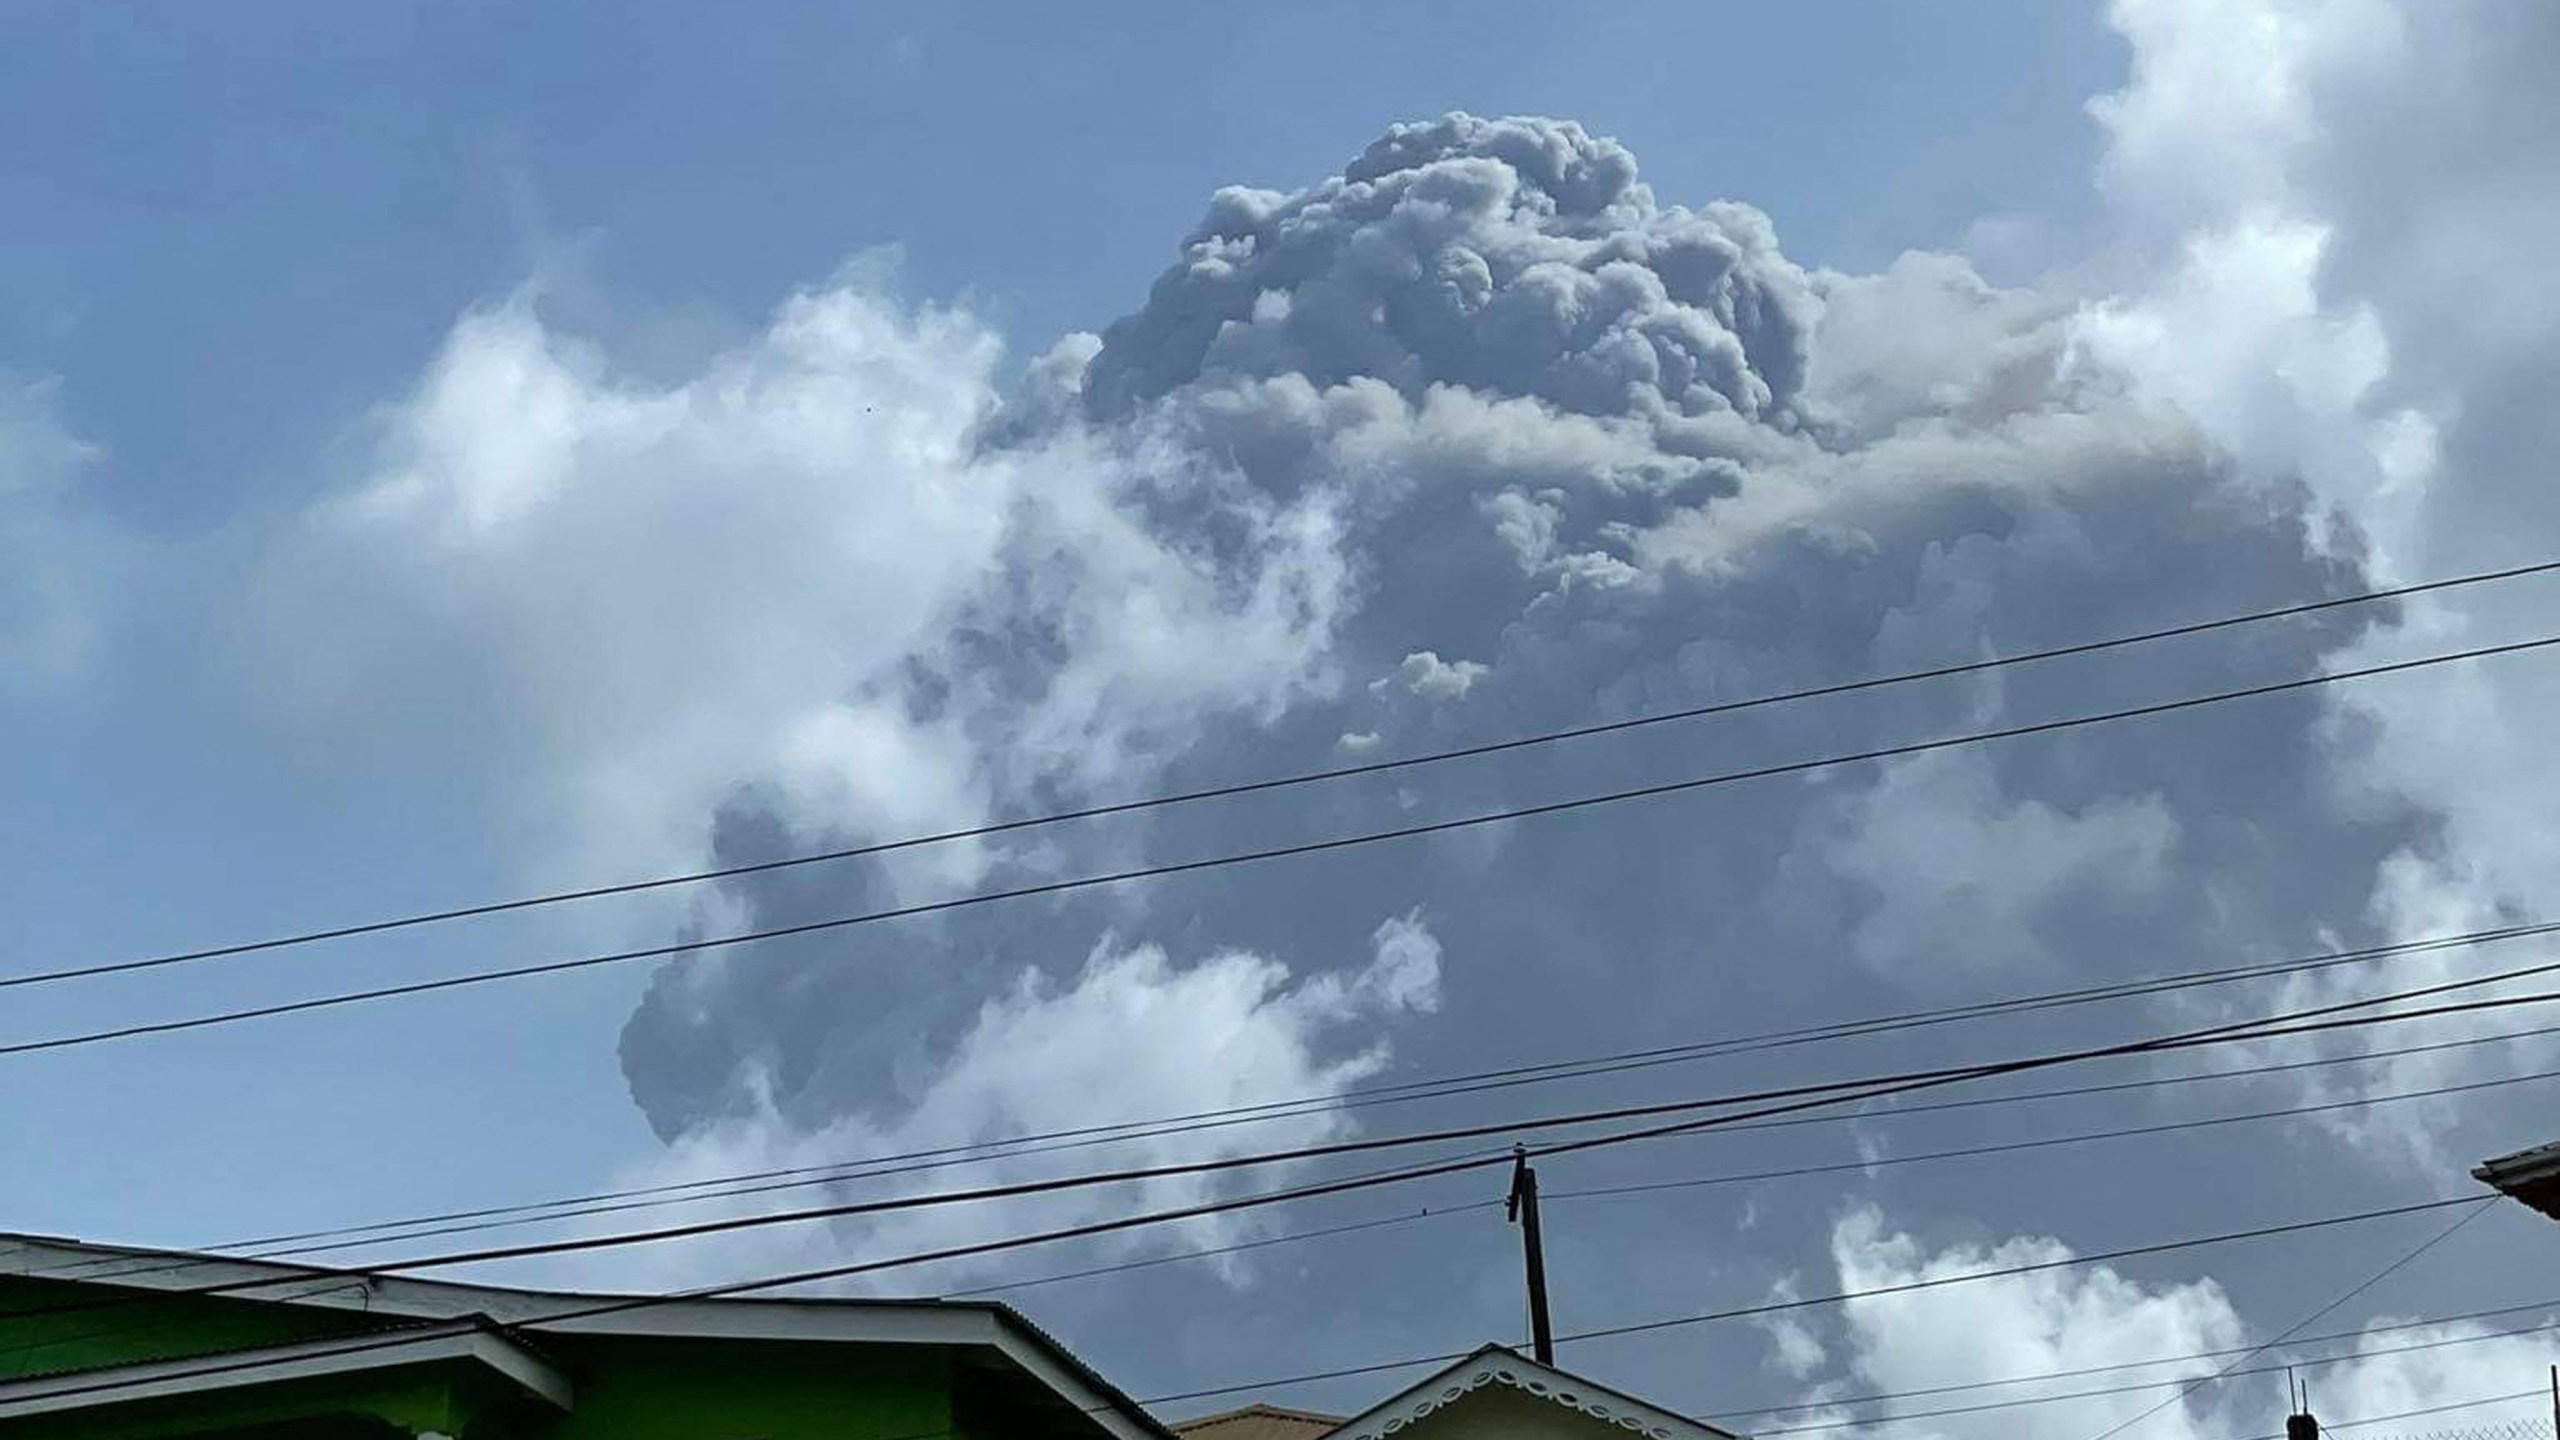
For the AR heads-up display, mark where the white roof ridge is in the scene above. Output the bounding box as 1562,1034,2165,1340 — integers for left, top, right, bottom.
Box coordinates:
1325,1345,1748,1440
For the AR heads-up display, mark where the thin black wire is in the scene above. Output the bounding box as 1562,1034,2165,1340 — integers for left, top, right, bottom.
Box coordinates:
1721,1305,2560,1426
0,1191,2492,1412
18,967,2555,1399
36,921,2556,1333
955,1060,2560,1298
45,1001,2560,1312
22,559,2551,994
2078,1199,2505,1440
1136,1197,2489,1405
216,971,2560,1286
18,972,2555,1333
2231,1390,2555,1440
11,630,2560,1062
95,1280,2555,1426
1748,1318,2560,1435
99,916,2558,1271
53,1002,2560,1325
2372,1420,2557,1440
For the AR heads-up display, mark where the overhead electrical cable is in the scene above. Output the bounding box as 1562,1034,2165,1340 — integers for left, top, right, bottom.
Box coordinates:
1718,1304,2560,1428
58,1008,2560,1304
0,1191,2497,1412
175,966,2560,1281
1108,1196,2495,1406
22,558,2556,993
2227,1390,2558,1440
1747,1314,2560,1435
2074,1198,2505,1440
259,1059,2560,1270
44,1005,2560,1307
93,917,2556,1271
11,631,2560,1061
950,1061,2560,1298
17,968,2558,1330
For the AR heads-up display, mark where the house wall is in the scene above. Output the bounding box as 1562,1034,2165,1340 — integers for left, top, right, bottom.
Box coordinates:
537,1336,957,1440
0,1371,467,1439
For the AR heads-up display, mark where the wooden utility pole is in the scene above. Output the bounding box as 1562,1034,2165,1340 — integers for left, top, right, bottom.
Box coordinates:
1506,1146,1555,1364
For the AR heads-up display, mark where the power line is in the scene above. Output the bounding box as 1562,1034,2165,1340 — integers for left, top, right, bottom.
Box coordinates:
44,1004,2560,1316
206,978,2560,1286
2234,1391,2556,1440
953,1061,2560,1299
24,559,2554,994
18,963,2552,1405
0,1189,2497,1413
946,1206,1491,1298
2076,1199,2505,1440
1132,1197,2491,1405
1748,1317,2560,1435
11,630,2560,1061
47,1261,2544,1438
1721,1305,2560,1427
1547,1070,2554,1203
62,1007,2560,1307
73,918,2559,1276
21,969,2554,1330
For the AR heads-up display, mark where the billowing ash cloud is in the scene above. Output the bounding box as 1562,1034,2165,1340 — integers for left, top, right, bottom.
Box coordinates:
1079,114,1815,428
598,113,2456,1204
251,94,2558,1411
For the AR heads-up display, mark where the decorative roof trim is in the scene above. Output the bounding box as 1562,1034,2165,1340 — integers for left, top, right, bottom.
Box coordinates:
1328,1346,1746,1440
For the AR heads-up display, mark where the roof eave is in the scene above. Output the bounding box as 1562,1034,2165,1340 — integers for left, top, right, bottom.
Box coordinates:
0,1319,573,1421
2473,1141,2560,1219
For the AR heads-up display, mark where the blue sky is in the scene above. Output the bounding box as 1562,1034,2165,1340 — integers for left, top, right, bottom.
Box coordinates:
11,2,2560,1434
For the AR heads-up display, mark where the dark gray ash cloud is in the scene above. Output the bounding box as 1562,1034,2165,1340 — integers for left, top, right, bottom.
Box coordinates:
602,122,2532,1403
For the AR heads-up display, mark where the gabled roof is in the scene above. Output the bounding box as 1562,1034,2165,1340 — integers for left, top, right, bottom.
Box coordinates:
1174,1401,1348,1440
0,1229,1176,1440
1326,1345,1747,1440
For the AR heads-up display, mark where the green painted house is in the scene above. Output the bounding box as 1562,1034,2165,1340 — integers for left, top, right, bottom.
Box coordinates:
0,1230,1173,1440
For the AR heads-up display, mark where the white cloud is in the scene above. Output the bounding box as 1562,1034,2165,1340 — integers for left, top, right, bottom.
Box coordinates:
1804,1206,2558,1440
1826,1205,2245,1440
1756,1274,1831,1380
1384,650,1489,701
252,276,1349,893
2086,0,2560,1127
532,913,1442,1295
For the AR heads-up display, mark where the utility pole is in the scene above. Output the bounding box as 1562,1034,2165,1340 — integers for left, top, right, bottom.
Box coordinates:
2285,1371,2317,1440
1506,1145,1555,1365
2546,1363,2555,1440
